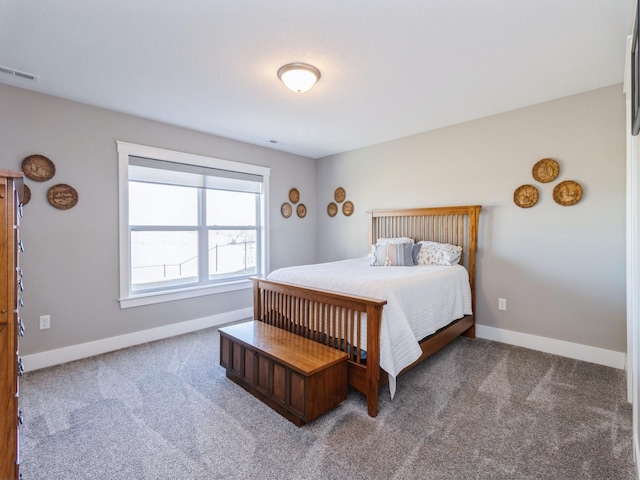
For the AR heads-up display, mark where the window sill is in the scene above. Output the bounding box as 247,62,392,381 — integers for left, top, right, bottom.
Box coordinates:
119,279,252,309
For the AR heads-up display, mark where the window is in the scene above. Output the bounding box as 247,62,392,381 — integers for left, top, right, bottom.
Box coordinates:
117,142,270,308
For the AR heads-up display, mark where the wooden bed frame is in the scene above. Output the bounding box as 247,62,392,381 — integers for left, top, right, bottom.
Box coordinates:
252,205,481,417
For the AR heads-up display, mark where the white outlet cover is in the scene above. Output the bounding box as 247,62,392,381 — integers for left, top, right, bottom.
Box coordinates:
39,315,50,329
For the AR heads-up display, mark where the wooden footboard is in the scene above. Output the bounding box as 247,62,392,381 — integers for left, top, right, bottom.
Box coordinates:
252,277,387,417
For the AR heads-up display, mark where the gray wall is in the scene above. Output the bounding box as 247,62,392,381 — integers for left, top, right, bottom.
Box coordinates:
0,83,317,355
316,84,626,353
0,81,627,357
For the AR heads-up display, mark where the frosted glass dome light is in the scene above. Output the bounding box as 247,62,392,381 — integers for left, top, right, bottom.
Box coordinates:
277,63,321,93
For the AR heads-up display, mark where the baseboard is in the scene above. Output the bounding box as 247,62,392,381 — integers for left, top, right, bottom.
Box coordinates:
476,324,626,370
23,316,626,374
22,307,253,372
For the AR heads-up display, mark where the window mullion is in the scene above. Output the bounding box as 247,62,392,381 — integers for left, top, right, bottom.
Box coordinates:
198,188,209,285
130,225,196,232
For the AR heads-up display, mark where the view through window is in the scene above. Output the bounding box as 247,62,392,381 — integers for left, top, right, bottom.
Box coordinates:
117,142,269,307
129,184,258,292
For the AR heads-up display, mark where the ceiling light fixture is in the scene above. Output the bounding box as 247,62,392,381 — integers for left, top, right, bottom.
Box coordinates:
277,63,321,93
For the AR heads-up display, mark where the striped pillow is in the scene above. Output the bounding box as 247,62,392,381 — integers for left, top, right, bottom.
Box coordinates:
370,242,415,266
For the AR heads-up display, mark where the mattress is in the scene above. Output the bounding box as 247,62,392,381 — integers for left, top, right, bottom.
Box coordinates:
267,257,472,397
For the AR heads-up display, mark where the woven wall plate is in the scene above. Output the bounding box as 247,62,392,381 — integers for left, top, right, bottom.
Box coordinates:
22,184,31,206
342,200,354,216
532,158,559,183
296,203,307,218
513,184,539,208
327,202,338,217
334,187,346,203
553,180,583,206
288,188,300,204
47,184,78,210
281,202,292,218
22,154,56,182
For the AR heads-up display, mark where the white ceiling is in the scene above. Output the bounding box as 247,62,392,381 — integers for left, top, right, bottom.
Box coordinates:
0,1,635,159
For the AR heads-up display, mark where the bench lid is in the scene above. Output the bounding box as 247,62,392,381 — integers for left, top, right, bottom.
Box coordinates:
220,321,348,375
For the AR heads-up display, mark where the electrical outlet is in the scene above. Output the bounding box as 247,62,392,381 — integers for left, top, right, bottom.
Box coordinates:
498,298,507,311
39,315,50,330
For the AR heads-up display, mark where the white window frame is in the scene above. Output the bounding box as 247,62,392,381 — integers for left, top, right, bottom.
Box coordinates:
117,141,270,309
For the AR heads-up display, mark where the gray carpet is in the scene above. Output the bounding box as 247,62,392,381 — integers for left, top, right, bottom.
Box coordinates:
19,326,635,480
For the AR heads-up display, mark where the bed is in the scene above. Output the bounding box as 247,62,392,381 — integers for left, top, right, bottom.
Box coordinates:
252,205,481,417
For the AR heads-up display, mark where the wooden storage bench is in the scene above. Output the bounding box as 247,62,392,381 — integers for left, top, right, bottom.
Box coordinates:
219,321,348,426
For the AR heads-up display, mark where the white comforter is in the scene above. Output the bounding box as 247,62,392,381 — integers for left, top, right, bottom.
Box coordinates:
267,257,472,397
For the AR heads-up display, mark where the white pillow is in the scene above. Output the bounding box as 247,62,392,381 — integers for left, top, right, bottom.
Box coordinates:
375,237,414,245
415,241,462,266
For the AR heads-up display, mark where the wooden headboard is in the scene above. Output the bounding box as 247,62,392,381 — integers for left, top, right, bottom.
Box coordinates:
368,205,482,310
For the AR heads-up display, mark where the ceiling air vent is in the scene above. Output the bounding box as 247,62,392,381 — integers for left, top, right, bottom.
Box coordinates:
0,65,39,82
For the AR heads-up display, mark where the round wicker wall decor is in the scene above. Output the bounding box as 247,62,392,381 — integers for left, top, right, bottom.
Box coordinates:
288,188,300,204
513,184,539,208
47,184,78,210
22,154,56,182
532,158,559,183
281,202,292,218
21,185,31,206
296,204,307,218
553,180,583,206
342,200,354,216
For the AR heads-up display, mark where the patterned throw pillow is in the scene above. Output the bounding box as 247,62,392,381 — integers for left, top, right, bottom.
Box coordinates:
415,241,462,266
370,242,415,266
